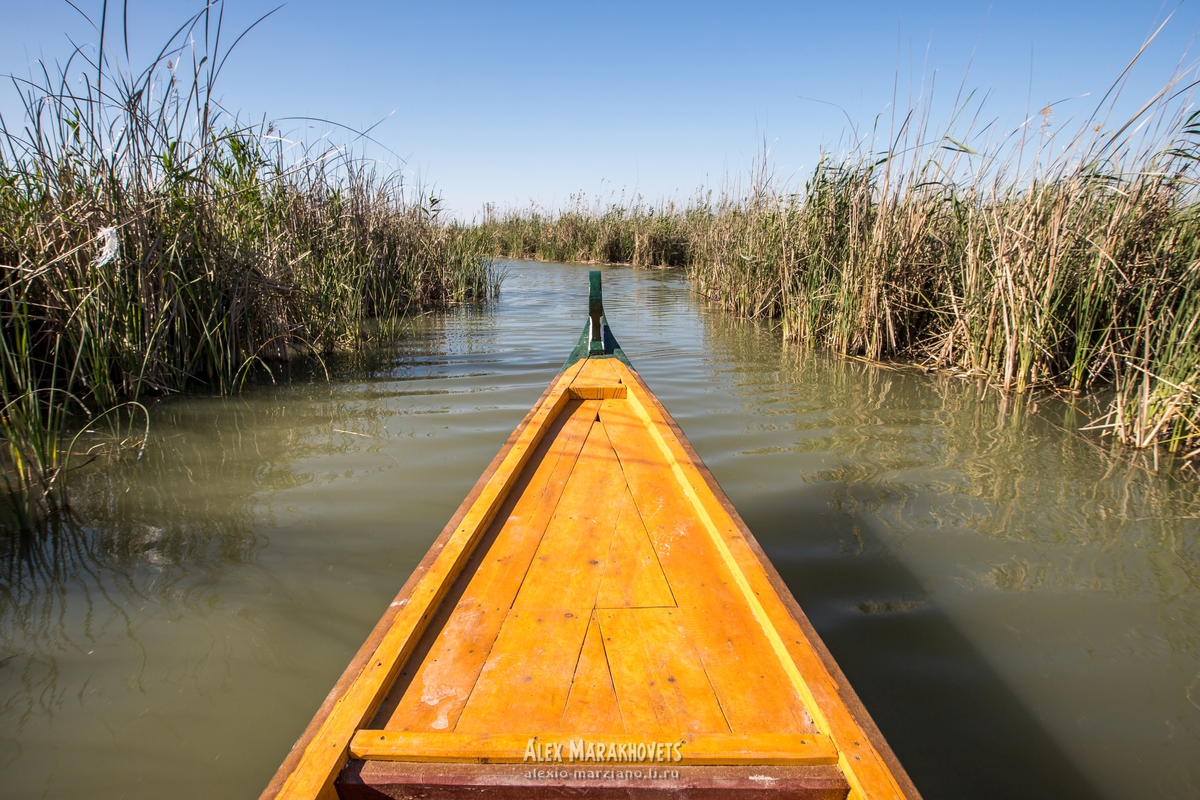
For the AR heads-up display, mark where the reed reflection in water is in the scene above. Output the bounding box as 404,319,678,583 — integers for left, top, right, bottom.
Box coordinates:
0,261,1197,799
670,314,1200,800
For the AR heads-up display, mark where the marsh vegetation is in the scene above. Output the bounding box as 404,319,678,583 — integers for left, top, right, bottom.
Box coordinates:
0,4,498,527
8,4,1200,533
475,50,1200,469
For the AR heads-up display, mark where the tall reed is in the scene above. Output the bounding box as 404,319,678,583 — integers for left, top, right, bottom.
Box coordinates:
686,71,1200,461
0,3,498,527
476,58,1200,465
472,195,695,267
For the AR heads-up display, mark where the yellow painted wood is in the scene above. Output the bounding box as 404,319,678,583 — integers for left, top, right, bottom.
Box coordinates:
568,358,625,399
273,361,586,800
381,400,599,732
379,598,506,731
454,609,591,733
350,730,838,766
595,486,675,609
512,422,625,611
598,398,816,736
568,385,627,399
277,354,913,799
598,607,729,735
609,359,909,800
674,733,839,766
560,613,624,733
573,358,622,385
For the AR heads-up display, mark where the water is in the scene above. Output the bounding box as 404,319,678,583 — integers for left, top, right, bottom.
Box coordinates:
2,261,1198,799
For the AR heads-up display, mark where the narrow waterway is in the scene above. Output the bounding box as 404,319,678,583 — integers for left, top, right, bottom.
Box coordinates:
1,261,1197,799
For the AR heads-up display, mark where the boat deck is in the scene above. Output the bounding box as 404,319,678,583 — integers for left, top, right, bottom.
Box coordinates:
374,358,822,741
266,343,919,799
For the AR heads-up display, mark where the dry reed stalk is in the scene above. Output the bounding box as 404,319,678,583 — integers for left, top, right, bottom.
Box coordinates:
478,44,1200,467
0,2,498,528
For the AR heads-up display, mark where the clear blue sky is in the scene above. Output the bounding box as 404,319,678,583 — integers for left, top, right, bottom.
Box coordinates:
2,1,1198,217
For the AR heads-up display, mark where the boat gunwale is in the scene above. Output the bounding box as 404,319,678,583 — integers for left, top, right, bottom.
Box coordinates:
263,289,922,799
263,360,923,800
260,375,567,800
616,362,923,800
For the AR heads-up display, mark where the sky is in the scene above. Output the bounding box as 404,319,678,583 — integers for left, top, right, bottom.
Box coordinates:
2,1,1200,218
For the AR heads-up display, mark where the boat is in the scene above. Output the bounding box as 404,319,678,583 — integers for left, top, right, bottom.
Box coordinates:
262,271,921,799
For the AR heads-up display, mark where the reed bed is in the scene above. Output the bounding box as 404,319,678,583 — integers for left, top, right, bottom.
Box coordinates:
473,197,694,267
0,4,498,528
479,63,1200,468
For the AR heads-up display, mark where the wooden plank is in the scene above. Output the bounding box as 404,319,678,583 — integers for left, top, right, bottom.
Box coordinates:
608,359,910,800
619,362,922,800
569,385,627,399
560,613,624,733
569,358,625,400
566,359,624,400
598,397,817,737
676,733,839,766
573,357,622,385
344,760,850,799
272,362,587,800
349,730,838,766
596,486,676,609
454,609,591,733
260,374,572,800
599,608,729,735
269,331,916,799
511,421,626,611
379,400,600,732
379,598,505,731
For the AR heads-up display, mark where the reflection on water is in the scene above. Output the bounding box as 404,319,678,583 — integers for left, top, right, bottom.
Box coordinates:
683,317,1200,799
1,261,1198,799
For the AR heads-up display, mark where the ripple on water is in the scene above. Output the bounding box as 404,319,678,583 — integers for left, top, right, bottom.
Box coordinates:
1,260,1198,800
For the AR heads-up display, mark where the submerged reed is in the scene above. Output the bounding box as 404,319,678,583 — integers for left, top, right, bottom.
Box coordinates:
0,3,498,527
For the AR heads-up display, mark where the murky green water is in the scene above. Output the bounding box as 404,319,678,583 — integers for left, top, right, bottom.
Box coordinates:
2,261,1198,799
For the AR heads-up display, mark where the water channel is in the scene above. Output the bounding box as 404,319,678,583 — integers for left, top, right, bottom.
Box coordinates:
1,260,1198,799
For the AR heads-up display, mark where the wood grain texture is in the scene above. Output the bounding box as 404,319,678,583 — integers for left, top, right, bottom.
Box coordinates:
512,421,625,611
568,358,626,400
598,397,817,737
560,613,625,733
618,360,922,800
573,357,622,385
272,363,585,800
454,609,591,733
678,733,839,765
609,359,911,800
599,608,729,735
341,760,850,800
379,400,599,732
568,385,627,399
595,486,675,609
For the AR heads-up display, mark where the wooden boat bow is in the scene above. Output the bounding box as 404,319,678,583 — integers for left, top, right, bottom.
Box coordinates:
263,272,921,800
